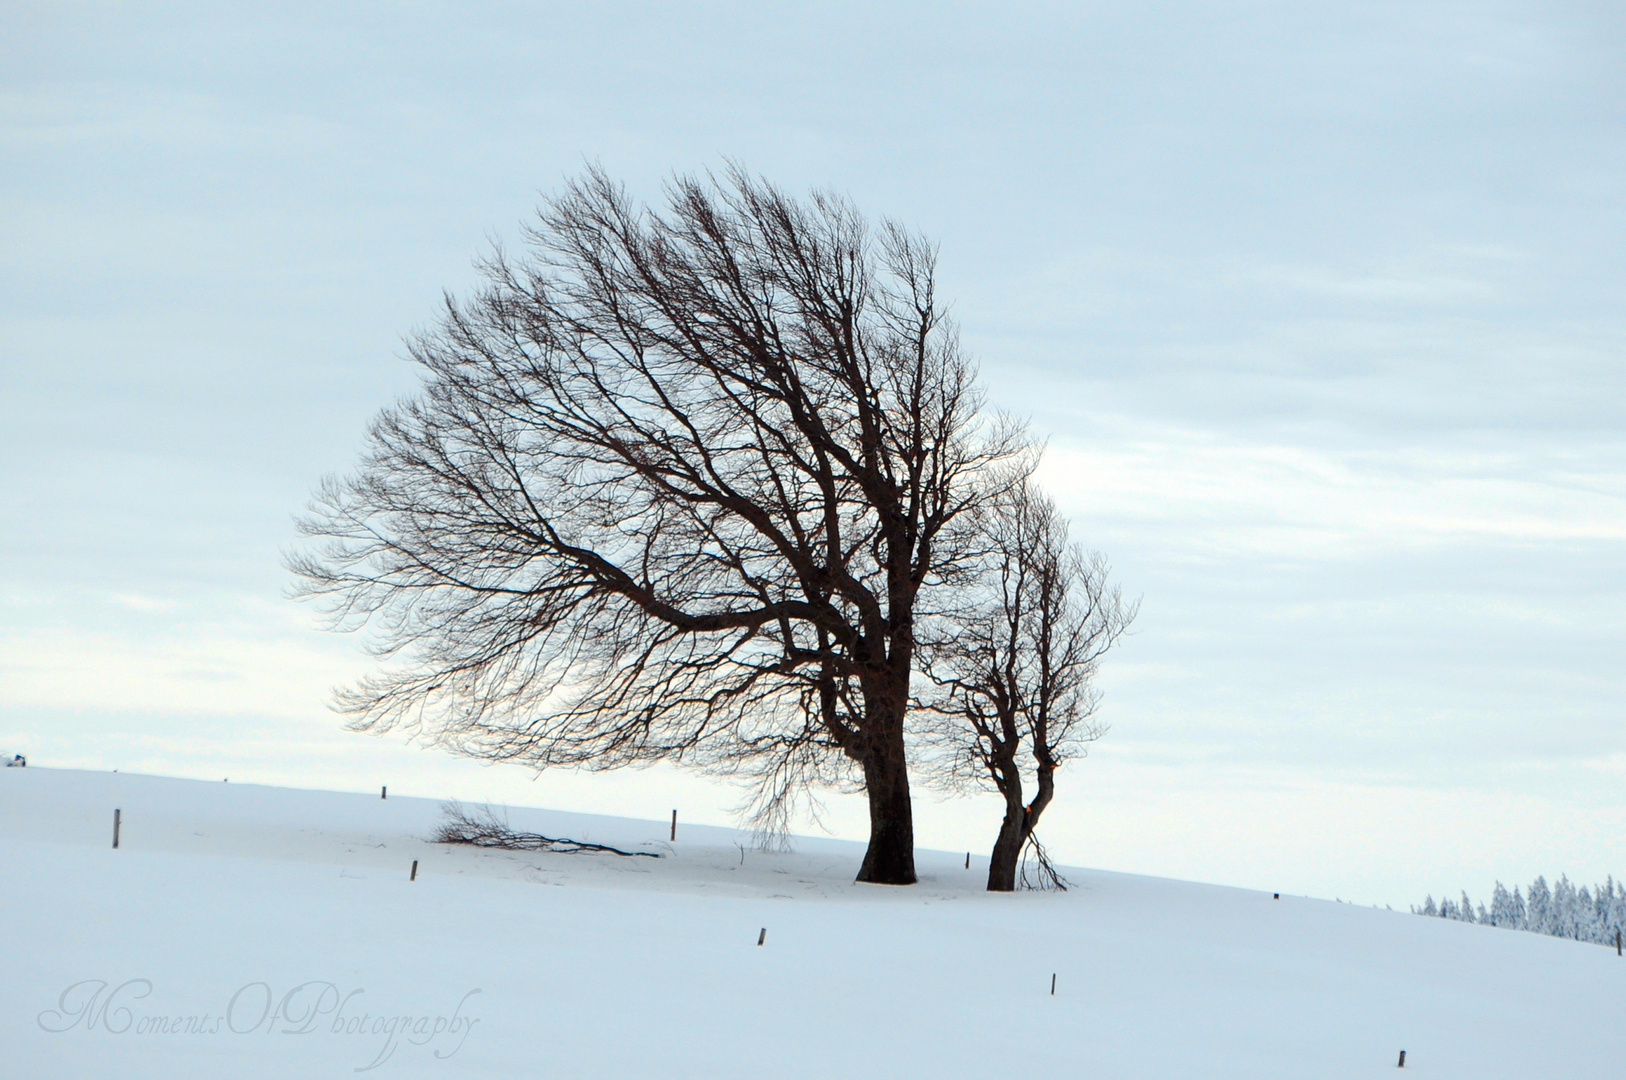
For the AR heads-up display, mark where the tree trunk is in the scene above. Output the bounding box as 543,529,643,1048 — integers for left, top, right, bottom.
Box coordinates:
854,736,917,885
987,764,1056,892
986,795,1026,892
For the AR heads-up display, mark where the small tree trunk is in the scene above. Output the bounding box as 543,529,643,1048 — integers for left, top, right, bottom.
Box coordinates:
1027,764,1055,834
855,739,917,885
1001,764,1058,891
984,740,1027,892
986,797,1026,892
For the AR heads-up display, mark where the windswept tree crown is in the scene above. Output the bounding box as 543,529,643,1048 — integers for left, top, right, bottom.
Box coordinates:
293,167,1028,859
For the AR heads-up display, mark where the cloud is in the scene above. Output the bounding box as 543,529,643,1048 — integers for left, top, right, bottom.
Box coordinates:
109,593,179,614
3,0,1622,906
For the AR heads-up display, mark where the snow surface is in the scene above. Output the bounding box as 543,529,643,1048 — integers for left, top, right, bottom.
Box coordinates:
3,767,1622,1078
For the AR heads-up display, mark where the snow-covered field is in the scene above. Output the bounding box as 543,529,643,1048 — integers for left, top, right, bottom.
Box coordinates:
2,767,1621,1078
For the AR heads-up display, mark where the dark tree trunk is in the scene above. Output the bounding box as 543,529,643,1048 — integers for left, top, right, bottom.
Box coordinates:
986,763,1056,892
986,795,1026,892
855,734,917,885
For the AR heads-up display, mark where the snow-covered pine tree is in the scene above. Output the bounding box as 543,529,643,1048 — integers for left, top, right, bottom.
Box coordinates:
1489,882,1519,929
1605,878,1626,943
1574,883,1599,943
1557,883,1579,940
1551,876,1579,940
1527,877,1552,935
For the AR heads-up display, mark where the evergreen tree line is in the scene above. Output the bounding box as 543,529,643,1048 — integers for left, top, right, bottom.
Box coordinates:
1413,875,1626,946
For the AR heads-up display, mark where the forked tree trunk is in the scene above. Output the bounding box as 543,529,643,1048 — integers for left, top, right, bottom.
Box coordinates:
855,735,917,885
986,795,1027,892
986,762,1055,892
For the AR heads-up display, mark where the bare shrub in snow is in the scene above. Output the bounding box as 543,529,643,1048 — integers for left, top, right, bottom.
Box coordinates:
434,801,659,858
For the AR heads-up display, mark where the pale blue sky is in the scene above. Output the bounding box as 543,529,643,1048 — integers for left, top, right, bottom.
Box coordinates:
3,1,1623,905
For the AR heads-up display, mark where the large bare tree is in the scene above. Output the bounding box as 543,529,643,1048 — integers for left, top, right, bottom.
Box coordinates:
915,482,1134,891
291,166,1027,885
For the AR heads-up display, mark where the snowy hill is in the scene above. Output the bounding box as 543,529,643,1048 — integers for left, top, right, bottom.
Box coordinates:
3,768,1622,1078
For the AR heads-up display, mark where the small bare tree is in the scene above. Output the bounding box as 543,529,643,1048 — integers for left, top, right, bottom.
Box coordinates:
916,482,1134,891
291,165,1028,885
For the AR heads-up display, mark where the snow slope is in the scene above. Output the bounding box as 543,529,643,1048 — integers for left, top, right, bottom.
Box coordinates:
2,767,1621,1078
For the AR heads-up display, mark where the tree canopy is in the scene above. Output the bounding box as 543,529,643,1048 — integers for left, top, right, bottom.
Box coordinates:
292,166,1029,884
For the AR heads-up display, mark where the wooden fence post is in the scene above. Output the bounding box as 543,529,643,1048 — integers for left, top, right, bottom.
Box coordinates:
671,809,677,841
112,808,121,849
410,859,418,882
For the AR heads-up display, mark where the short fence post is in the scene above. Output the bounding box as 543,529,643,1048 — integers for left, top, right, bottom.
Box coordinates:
757,928,766,946
670,809,677,842
112,808,121,849
410,859,418,882
381,786,387,799
1397,1049,1406,1067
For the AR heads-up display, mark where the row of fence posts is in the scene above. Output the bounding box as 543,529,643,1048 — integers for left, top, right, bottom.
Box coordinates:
108,796,1621,1070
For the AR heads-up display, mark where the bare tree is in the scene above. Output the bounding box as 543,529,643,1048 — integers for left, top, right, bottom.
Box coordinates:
915,482,1134,891
290,165,1027,885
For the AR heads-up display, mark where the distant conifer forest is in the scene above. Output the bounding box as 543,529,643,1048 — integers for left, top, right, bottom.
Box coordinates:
1414,875,1626,947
